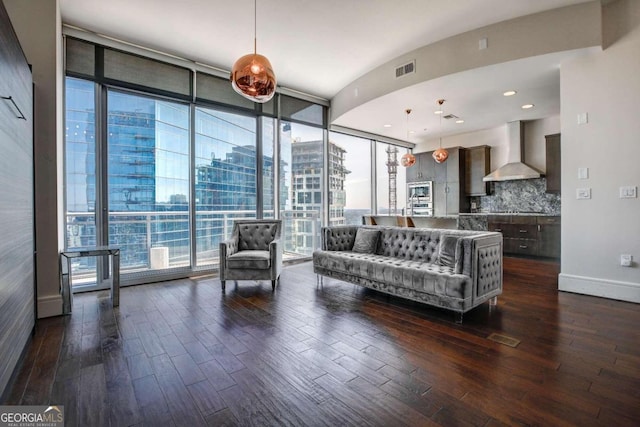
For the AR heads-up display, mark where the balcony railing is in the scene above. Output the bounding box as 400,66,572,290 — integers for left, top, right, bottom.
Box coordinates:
65,209,320,278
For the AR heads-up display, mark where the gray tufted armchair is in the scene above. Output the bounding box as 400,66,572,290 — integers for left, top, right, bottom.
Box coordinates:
219,219,283,291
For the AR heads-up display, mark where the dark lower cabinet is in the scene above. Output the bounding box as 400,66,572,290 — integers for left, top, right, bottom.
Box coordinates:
488,215,560,259
538,216,561,259
505,238,538,257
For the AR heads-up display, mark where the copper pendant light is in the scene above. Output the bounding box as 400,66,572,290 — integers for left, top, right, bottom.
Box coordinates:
401,108,416,167
432,147,449,163
401,151,416,167
230,0,276,103
432,99,449,164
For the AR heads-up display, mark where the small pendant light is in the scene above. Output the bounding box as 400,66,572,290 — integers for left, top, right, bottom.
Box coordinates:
401,108,416,167
230,0,277,103
432,99,449,163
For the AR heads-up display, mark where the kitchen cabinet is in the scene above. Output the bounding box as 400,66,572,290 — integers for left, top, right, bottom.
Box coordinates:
443,148,468,215
488,215,560,259
406,148,467,215
488,216,534,257
465,145,491,196
429,147,467,215
545,134,561,194
0,2,35,395
406,152,432,182
538,216,561,259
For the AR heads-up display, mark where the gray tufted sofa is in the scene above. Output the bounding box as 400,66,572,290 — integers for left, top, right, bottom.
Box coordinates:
219,219,283,291
313,225,503,322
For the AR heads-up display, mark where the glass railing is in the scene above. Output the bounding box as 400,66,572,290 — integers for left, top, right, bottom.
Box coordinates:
65,209,320,279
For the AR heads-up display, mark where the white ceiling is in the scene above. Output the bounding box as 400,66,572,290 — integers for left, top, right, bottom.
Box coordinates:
60,0,594,142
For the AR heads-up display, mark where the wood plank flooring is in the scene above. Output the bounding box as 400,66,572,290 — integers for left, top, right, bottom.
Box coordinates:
4,257,640,426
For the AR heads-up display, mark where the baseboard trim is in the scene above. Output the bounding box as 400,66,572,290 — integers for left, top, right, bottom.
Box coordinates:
37,294,62,318
558,273,640,303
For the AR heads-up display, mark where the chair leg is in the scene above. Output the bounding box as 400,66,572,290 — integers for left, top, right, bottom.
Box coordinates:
489,296,498,306
221,280,226,291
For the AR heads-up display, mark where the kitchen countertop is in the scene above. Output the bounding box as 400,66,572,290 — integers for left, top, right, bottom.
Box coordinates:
458,212,560,231
459,212,560,216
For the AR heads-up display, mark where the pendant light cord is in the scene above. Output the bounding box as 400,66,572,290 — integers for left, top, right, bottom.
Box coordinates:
254,0,257,54
439,111,442,149
406,108,411,140
438,99,444,148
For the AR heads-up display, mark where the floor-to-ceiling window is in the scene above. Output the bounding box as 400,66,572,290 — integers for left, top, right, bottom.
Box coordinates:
107,90,190,272
280,121,324,258
194,106,257,266
64,36,328,285
261,117,277,218
64,77,97,285
328,132,372,225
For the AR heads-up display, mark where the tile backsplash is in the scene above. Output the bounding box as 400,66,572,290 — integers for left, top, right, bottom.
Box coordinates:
470,178,560,214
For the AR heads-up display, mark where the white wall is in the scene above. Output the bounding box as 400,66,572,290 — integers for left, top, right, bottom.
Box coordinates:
4,0,64,317
525,116,560,173
559,0,640,302
414,116,559,173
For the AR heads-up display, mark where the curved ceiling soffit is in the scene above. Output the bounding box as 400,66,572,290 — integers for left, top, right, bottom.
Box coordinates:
330,1,602,123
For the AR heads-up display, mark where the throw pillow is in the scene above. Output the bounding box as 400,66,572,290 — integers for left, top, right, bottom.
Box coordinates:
439,234,458,268
352,228,380,254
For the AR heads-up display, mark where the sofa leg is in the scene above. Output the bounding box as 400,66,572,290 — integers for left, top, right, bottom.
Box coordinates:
454,312,463,324
489,296,498,306
271,279,276,290
221,280,226,291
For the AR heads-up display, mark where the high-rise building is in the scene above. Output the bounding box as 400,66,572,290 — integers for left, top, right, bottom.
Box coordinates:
107,109,156,212
289,140,350,253
196,144,260,212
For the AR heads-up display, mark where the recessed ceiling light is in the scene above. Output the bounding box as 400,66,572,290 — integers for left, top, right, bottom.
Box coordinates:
434,110,443,115
521,104,534,109
409,130,415,134
503,90,517,96
383,124,392,128
455,119,464,124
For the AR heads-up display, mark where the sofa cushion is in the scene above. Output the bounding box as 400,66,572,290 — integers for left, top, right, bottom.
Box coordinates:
439,234,458,268
313,250,469,298
238,223,278,251
352,228,380,254
227,250,270,269
376,228,440,263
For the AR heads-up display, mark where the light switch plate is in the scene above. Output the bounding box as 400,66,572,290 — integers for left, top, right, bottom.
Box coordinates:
619,186,637,198
578,167,589,180
577,112,588,124
576,188,591,199
621,254,632,267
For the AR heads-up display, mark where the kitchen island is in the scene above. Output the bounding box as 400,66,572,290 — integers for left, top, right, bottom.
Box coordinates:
459,213,560,259
363,215,458,229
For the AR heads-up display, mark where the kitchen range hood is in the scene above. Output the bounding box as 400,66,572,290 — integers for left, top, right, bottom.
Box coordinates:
483,121,543,182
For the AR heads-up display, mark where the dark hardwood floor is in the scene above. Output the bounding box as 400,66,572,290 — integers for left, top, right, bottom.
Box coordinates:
5,257,640,426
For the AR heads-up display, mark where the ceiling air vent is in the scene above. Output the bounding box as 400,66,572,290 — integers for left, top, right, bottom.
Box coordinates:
443,114,458,120
395,60,415,78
